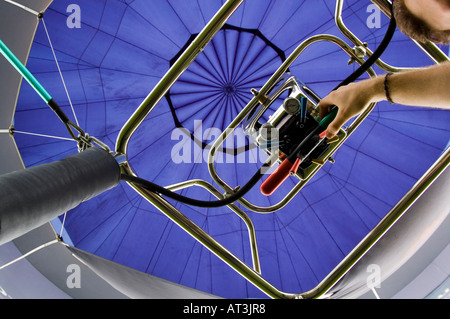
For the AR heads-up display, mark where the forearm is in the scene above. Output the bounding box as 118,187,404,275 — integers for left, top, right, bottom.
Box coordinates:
319,61,450,138
372,61,450,109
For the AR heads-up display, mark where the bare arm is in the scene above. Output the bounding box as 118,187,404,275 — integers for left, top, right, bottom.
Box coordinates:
319,61,450,138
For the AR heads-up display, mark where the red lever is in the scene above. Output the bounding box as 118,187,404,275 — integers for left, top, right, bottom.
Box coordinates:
289,158,302,175
319,129,327,139
260,157,301,196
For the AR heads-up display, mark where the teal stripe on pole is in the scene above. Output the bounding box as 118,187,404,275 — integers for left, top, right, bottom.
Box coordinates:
0,38,52,103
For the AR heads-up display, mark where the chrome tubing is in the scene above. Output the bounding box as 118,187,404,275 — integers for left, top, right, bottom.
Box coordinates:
335,0,405,73
115,0,244,157
207,34,377,213
114,0,298,299
113,0,449,299
300,148,450,299
165,179,262,274
121,163,298,299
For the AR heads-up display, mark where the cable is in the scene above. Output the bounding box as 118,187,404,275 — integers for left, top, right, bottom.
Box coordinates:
334,4,397,90
42,18,80,127
120,164,269,208
120,4,397,208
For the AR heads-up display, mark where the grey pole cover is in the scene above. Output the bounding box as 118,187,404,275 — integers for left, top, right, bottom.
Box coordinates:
0,147,121,246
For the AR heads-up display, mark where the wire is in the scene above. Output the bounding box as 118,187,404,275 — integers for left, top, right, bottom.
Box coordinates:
120,4,397,208
333,7,397,90
42,18,80,127
121,164,269,208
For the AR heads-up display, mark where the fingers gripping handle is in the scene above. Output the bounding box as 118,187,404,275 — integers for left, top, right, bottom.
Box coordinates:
318,106,338,131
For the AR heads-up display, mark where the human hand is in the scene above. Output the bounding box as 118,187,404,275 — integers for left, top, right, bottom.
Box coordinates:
318,78,382,138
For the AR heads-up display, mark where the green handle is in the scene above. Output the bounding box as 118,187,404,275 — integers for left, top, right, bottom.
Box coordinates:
0,39,52,103
318,106,338,129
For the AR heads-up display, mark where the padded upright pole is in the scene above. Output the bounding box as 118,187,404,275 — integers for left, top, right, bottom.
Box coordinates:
0,147,121,246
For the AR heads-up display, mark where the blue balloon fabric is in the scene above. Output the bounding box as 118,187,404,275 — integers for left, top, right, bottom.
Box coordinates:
13,0,449,298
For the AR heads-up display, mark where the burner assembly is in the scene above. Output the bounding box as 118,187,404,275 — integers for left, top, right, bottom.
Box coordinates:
243,76,346,195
